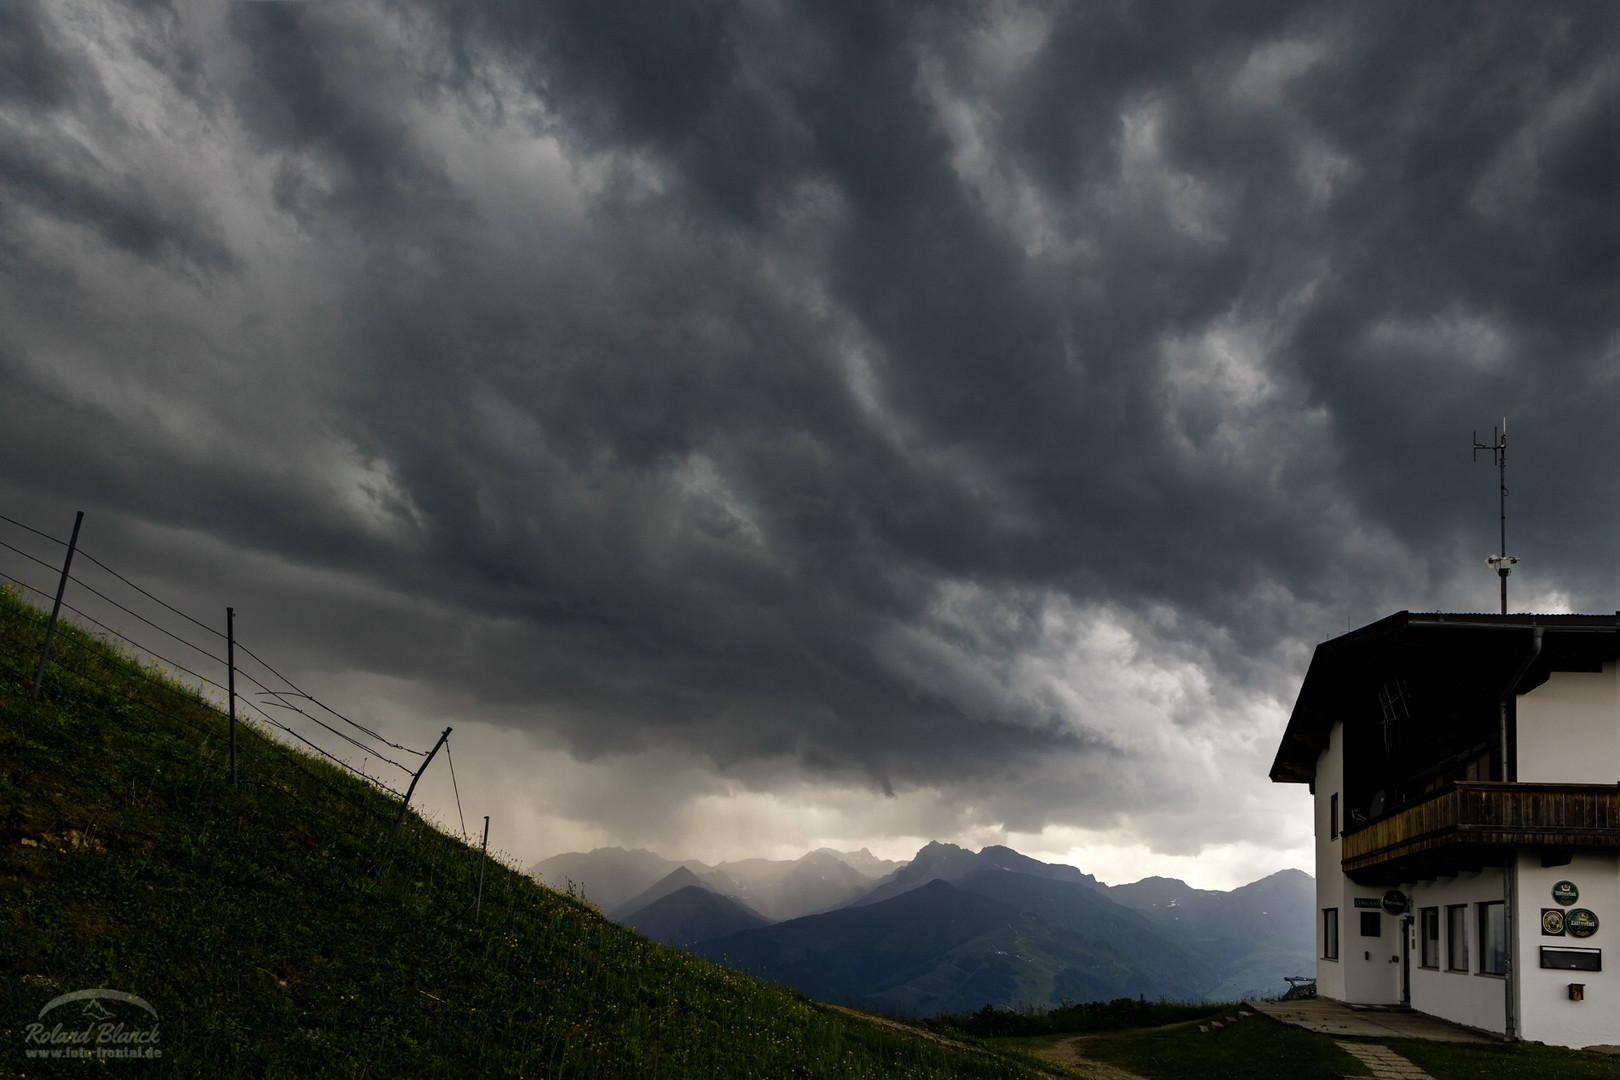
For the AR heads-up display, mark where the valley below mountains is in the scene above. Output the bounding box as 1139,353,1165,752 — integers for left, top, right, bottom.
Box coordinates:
530,843,1314,1016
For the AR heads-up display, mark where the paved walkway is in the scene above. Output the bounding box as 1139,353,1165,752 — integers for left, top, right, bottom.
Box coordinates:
1335,1040,1434,1079
1247,997,1494,1042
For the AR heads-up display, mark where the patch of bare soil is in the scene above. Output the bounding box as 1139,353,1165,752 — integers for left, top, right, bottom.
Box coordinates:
818,1003,979,1051
1020,1036,1151,1080
817,1004,1077,1078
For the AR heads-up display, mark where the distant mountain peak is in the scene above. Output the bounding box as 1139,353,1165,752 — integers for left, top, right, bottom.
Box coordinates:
660,866,707,888
619,885,771,949
608,865,730,921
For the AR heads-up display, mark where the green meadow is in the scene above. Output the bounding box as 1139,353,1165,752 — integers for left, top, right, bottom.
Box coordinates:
5,584,1616,1080
0,585,1059,1078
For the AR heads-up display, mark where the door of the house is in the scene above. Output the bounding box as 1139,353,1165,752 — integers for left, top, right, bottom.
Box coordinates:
1400,915,1412,1006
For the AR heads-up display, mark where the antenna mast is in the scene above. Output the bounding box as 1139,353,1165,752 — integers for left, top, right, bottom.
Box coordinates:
1472,418,1516,614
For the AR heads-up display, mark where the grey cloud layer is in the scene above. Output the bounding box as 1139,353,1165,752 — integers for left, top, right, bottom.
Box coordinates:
0,1,1614,852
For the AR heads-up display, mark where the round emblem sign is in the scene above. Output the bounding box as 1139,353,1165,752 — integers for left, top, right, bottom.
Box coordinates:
1381,890,1409,916
1552,881,1579,906
1566,909,1599,939
1542,909,1566,936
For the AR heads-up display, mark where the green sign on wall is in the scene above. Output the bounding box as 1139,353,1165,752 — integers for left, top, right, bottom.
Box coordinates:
1552,880,1579,906
1565,909,1599,939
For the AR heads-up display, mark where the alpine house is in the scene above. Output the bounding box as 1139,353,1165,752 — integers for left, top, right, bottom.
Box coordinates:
1271,611,1619,1048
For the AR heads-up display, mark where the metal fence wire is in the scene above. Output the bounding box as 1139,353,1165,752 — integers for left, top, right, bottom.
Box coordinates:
0,509,479,881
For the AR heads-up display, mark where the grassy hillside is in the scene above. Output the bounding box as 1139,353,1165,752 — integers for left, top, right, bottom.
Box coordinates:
0,586,1060,1078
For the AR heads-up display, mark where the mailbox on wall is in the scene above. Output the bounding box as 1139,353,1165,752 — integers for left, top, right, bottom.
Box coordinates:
1540,947,1601,972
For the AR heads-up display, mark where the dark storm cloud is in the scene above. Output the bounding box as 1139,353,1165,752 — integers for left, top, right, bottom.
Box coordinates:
0,0,237,275
0,0,84,110
0,141,237,275
226,3,467,231
434,0,825,226
0,0,1614,859
407,2,1616,631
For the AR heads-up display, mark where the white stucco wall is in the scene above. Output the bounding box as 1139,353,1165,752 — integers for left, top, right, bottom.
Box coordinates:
1514,850,1619,1049
1316,722,1410,1006
1314,723,1346,1001
1516,662,1620,784
1338,891,1404,1006
1400,869,1509,1036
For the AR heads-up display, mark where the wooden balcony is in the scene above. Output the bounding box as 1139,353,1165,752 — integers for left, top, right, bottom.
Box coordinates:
1342,782,1620,886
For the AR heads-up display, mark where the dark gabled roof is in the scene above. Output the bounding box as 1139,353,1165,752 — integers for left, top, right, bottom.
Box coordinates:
1269,611,1620,785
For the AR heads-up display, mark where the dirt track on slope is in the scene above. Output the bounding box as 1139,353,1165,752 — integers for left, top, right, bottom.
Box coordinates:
1019,1036,1151,1080
818,1004,1149,1080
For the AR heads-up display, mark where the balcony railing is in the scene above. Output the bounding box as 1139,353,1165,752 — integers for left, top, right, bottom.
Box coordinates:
1342,782,1620,884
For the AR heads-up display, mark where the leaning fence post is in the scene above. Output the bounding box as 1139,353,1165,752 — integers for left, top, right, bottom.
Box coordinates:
33,510,84,700
375,726,452,876
227,607,237,787
475,815,490,921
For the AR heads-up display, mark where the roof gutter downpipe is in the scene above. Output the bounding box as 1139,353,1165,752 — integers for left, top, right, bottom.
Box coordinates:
1499,627,1543,784
1498,626,1542,1044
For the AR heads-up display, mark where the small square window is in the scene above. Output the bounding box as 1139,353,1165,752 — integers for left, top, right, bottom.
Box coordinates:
1360,911,1381,937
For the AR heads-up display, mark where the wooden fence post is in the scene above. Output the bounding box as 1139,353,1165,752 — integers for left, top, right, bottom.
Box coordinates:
475,816,490,920
375,726,452,876
32,511,84,700
227,607,237,786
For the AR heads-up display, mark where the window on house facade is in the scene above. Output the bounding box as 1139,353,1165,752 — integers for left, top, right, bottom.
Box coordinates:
1479,901,1507,976
1329,793,1339,840
1360,911,1381,937
1420,907,1440,968
1446,905,1468,971
1324,908,1340,961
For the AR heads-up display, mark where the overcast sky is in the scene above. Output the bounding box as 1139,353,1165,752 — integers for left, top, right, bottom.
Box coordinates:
1,1,1615,890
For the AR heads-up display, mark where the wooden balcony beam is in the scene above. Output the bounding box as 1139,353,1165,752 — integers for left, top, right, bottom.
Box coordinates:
1341,782,1620,882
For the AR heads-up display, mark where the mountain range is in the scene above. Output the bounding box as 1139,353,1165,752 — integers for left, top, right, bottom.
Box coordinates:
529,843,1313,1014
532,846,903,922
